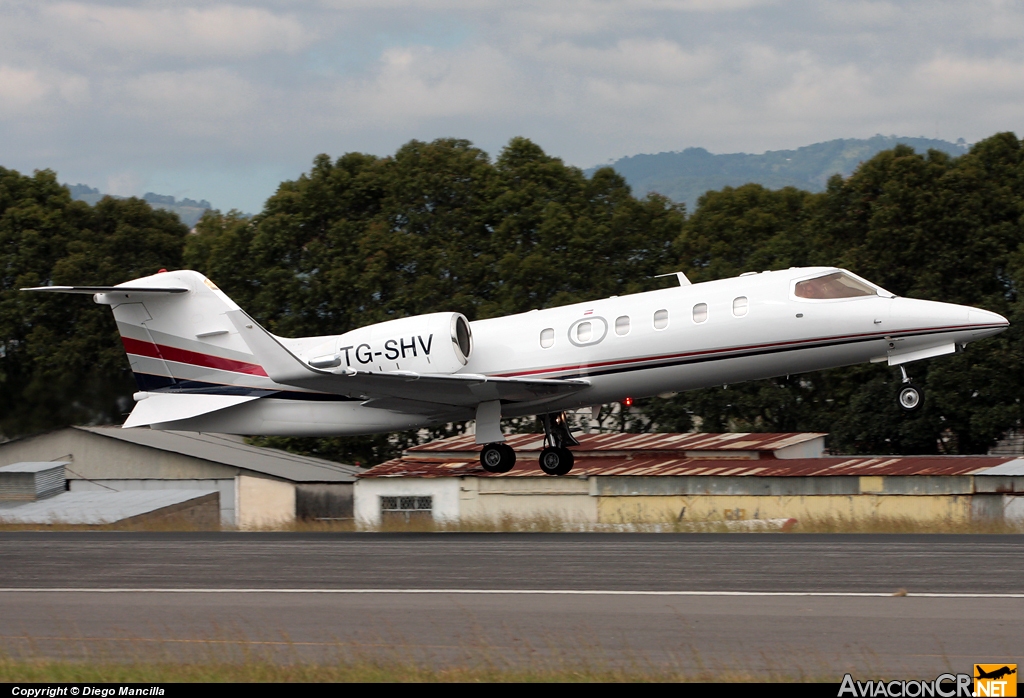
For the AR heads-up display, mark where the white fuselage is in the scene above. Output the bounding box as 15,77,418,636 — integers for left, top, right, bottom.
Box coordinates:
149,266,1008,436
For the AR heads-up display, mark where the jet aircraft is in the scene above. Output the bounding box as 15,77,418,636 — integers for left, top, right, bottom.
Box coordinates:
24,267,1008,476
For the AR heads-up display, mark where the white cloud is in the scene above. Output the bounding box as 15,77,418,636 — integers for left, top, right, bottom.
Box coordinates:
43,3,314,59
0,64,90,117
0,66,49,112
2,0,1024,212
116,68,264,136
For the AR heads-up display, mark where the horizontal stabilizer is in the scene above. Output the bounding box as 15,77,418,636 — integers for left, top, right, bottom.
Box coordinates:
22,285,188,295
123,393,260,428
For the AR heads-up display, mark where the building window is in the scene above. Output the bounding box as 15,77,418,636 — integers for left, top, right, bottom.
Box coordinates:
380,495,433,523
615,315,630,336
693,303,708,323
733,296,748,317
540,328,554,348
653,309,669,330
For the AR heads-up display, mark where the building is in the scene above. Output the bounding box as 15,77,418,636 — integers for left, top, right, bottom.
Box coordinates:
0,426,360,527
355,432,1024,526
0,461,220,526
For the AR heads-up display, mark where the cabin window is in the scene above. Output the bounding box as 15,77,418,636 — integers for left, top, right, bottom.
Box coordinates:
540,328,554,348
576,321,593,343
693,303,708,323
795,272,875,299
615,315,630,336
733,296,748,317
653,309,669,330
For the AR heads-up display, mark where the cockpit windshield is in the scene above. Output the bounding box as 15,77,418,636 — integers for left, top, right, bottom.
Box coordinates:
794,272,877,299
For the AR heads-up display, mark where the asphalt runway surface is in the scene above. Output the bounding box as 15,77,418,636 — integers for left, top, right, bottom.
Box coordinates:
1,533,1021,677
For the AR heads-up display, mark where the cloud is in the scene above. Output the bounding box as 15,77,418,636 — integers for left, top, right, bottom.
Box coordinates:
42,3,314,59
2,0,1024,212
0,66,49,112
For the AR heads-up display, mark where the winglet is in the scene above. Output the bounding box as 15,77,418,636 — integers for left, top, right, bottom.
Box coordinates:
225,310,322,385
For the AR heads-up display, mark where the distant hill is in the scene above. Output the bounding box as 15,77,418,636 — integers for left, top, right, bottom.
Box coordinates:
65,184,214,228
589,135,970,210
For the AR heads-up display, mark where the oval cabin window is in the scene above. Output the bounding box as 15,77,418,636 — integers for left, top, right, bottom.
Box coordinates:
615,315,630,336
653,309,669,330
693,303,708,323
733,296,748,317
540,328,554,348
576,321,593,343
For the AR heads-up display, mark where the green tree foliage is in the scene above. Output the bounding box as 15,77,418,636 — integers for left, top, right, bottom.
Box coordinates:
0,167,187,436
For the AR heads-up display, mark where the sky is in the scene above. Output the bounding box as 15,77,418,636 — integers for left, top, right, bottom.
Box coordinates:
1,0,1023,213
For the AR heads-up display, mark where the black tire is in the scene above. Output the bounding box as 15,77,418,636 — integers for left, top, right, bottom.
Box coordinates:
539,446,574,476
480,443,516,473
898,383,924,412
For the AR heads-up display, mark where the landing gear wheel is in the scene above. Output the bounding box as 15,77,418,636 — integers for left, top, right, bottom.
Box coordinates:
898,384,924,412
539,447,574,476
480,443,516,473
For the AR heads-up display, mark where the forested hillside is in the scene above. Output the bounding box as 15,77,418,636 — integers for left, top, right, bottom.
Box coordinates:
3,134,1023,464
596,135,968,210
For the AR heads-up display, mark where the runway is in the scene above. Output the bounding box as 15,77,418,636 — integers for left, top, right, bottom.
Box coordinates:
1,533,1021,677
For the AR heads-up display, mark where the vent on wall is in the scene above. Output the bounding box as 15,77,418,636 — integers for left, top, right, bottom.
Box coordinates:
0,462,68,501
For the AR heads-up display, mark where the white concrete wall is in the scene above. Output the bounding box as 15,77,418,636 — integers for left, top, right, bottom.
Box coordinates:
236,475,295,529
354,478,460,526
70,479,236,525
460,477,597,523
1005,495,1024,522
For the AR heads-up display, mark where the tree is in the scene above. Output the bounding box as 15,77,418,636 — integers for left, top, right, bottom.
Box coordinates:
0,168,187,437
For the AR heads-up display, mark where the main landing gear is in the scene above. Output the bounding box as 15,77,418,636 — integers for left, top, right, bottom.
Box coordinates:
896,365,924,412
478,411,580,476
538,412,579,476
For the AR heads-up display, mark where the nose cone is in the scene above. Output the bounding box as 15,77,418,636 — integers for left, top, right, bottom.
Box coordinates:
890,298,1008,339
969,307,1009,326
968,307,1010,339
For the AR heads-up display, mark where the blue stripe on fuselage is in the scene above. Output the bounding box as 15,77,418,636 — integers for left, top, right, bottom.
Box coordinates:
132,373,358,401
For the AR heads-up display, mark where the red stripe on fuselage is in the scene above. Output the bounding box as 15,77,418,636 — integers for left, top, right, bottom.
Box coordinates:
493,322,1007,379
121,336,268,377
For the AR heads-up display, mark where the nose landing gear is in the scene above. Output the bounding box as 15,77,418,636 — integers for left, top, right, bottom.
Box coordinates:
539,411,579,476
896,365,924,412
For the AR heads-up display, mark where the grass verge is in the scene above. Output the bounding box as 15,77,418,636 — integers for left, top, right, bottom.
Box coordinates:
1,513,1022,534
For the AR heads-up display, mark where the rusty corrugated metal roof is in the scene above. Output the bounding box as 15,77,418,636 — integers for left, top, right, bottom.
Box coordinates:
360,454,1017,479
407,431,827,456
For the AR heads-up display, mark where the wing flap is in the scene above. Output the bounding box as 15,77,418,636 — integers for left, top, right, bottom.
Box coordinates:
225,310,588,407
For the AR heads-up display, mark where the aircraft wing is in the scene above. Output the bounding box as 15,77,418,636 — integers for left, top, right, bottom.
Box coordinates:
225,310,589,408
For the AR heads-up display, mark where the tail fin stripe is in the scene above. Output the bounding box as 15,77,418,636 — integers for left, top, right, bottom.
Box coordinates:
121,337,268,377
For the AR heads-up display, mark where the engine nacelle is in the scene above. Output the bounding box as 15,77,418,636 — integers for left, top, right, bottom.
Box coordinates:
300,312,473,375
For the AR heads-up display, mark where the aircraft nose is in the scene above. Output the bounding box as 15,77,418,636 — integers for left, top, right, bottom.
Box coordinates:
966,308,1010,341
969,308,1009,328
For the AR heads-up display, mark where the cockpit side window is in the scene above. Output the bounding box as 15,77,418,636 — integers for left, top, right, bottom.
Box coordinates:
795,272,876,299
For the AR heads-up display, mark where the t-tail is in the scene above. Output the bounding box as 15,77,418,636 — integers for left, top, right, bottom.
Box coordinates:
23,270,281,428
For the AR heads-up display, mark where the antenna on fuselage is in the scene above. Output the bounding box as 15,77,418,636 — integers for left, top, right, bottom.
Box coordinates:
654,271,692,287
